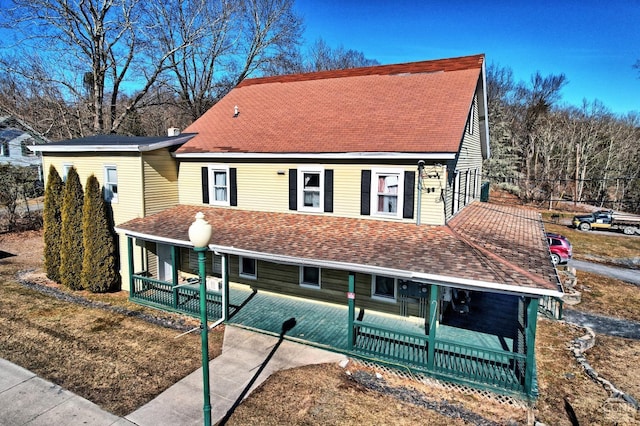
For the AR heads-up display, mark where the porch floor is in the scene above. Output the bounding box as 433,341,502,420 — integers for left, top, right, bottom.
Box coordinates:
224,284,515,353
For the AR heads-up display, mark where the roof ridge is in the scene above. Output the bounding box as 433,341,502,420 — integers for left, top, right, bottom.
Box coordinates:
237,54,484,87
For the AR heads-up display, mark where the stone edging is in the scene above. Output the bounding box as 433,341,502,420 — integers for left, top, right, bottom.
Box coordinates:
569,322,639,410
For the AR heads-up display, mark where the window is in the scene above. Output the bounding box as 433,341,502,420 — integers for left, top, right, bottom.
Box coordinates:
372,275,396,301
300,266,321,288
239,257,256,279
104,165,118,202
298,168,324,212
371,168,404,218
62,164,73,182
0,141,8,156
208,166,230,206
212,254,222,275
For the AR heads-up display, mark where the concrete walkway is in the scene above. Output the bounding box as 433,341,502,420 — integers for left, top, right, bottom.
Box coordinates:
0,359,128,426
0,326,347,426
127,325,347,425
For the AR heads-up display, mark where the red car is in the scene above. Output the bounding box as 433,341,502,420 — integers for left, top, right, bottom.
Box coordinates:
546,232,572,265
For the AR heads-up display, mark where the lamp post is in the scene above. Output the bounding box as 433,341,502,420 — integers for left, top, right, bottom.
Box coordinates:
188,212,213,426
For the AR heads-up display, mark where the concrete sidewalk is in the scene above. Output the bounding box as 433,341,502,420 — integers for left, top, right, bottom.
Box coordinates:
0,326,347,426
127,325,347,425
0,359,130,425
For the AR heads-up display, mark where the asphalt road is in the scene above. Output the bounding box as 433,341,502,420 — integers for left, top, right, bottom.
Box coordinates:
568,259,640,286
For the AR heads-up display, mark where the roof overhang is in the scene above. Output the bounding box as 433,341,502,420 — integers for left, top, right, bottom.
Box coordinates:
173,152,457,160
29,134,195,153
115,222,563,300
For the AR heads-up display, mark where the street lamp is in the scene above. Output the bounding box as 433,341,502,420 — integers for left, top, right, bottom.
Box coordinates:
188,212,213,426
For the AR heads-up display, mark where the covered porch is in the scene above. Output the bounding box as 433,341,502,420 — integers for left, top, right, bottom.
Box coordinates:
117,203,563,400
129,263,538,397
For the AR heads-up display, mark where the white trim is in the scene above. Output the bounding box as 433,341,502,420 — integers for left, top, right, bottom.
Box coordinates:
297,167,324,213
239,256,257,280
299,265,321,289
115,229,564,298
371,275,397,302
207,164,230,206
371,167,404,219
30,134,195,153
453,171,460,214
174,152,456,160
464,170,470,205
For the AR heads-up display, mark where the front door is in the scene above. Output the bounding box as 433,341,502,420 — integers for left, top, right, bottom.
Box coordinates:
157,243,173,282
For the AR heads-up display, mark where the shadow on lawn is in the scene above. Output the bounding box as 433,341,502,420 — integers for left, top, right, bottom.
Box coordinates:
218,317,297,426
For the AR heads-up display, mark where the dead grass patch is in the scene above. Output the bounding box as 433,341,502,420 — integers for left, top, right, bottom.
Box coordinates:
534,319,639,425
225,363,527,425
570,271,640,321
0,230,223,416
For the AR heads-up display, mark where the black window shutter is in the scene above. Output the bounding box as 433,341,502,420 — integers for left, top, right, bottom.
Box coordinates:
403,171,415,219
360,170,371,215
201,167,209,204
288,169,297,210
230,168,237,206
324,170,334,213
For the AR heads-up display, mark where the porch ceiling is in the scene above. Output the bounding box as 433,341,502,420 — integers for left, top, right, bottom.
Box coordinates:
116,202,561,296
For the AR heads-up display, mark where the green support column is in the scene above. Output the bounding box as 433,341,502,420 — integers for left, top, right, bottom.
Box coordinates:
347,272,355,351
127,237,134,295
222,253,229,321
524,297,539,396
427,284,439,370
171,245,179,309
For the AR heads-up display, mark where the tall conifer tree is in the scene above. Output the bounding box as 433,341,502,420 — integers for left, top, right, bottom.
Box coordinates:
81,175,117,292
59,167,84,290
43,165,64,282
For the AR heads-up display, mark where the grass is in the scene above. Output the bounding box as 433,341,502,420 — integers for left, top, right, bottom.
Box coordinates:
0,231,224,416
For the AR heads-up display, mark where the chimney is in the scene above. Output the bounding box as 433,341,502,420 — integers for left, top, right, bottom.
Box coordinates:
167,127,180,137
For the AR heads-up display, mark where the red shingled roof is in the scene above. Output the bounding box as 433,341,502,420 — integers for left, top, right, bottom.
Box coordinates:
177,54,484,155
116,202,561,296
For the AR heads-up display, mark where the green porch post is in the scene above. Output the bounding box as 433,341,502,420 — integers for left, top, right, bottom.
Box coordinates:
347,272,355,351
524,297,539,396
127,237,134,294
427,284,439,370
171,246,179,284
222,253,229,321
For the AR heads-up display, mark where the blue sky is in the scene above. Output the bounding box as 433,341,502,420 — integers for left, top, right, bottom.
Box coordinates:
294,0,639,116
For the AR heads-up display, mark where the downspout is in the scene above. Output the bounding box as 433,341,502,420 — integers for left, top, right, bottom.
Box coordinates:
416,160,424,225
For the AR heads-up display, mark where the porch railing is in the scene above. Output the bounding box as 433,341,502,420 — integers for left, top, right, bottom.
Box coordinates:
130,274,222,319
539,295,563,319
353,320,527,394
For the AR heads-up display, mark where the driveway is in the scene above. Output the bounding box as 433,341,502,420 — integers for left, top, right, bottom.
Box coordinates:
569,259,640,286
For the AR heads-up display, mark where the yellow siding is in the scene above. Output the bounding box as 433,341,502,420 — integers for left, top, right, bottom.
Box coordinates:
42,153,146,292
179,161,445,224
142,150,180,215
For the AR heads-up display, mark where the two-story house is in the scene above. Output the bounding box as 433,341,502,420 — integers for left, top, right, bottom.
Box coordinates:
32,54,563,399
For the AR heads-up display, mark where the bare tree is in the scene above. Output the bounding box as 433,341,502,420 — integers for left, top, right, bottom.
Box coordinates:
0,0,198,134
153,0,303,121
264,38,380,76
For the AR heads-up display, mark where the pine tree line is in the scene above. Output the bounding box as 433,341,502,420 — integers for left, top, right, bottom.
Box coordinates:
43,165,118,292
